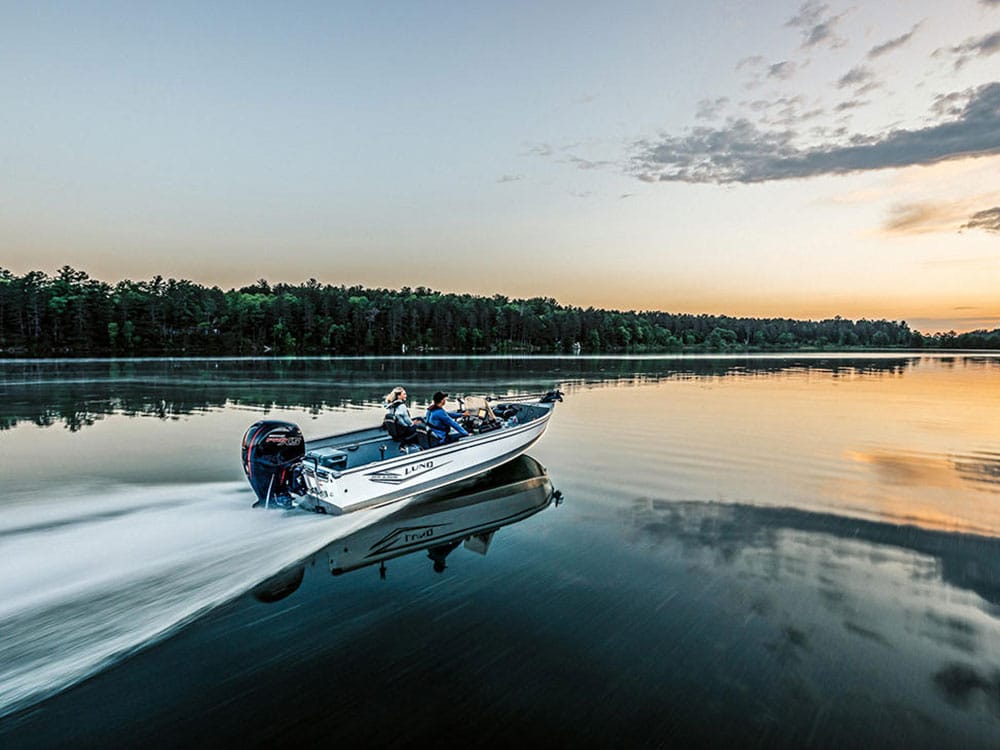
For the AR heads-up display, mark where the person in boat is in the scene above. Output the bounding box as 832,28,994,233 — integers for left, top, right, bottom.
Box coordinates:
384,386,422,444
425,391,469,445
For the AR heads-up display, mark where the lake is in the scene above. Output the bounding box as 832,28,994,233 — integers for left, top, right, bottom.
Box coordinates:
2,354,1000,748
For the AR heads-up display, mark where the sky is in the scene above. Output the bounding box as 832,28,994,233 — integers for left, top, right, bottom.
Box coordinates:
1,1,999,332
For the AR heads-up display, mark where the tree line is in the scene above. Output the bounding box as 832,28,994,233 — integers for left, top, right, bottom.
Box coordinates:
1,266,995,356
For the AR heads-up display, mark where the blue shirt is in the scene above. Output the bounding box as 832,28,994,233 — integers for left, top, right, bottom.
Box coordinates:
424,405,469,442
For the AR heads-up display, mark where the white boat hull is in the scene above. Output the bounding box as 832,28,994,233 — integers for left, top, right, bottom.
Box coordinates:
297,407,554,515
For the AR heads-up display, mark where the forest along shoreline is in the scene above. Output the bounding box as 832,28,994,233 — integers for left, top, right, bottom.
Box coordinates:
2,267,998,356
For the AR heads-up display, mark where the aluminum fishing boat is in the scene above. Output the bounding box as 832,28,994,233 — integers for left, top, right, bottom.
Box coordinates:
241,390,562,514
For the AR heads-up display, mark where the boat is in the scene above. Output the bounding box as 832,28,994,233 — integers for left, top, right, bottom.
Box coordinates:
251,454,560,602
241,390,563,514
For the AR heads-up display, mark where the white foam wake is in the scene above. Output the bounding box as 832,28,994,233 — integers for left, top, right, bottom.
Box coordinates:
0,482,398,718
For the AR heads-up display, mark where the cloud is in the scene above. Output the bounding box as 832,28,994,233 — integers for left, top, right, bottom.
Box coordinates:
962,206,1000,232
834,99,869,112
496,174,523,183
695,97,730,121
835,66,883,97
837,65,876,89
868,23,922,59
786,0,827,30
982,0,1000,7
941,30,1000,69
565,154,614,170
884,199,1000,236
742,95,825,127
522,142,553,157
786,1,847,49
883,202,972,234
932,90,969,117
768,61,797,80
740,95,825,127
736,55,766,71
631,82,1000,184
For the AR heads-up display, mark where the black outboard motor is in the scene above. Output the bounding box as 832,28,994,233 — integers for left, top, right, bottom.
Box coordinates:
241,420,306,508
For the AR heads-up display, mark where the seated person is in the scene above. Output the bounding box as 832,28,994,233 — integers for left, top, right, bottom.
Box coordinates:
424,391,470,445
383,386,422,446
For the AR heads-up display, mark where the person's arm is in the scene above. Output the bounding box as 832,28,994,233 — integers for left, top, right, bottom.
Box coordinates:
442,412,469,437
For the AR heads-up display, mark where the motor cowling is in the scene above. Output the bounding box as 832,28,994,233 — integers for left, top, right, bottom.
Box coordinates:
241,420,306,507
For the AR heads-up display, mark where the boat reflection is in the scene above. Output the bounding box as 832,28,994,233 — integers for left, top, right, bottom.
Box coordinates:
251,455,558,602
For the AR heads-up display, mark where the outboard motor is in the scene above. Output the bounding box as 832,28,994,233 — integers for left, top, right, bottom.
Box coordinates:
241,420,306,508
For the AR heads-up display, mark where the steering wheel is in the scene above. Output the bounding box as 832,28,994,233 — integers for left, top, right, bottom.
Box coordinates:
460,413,483,433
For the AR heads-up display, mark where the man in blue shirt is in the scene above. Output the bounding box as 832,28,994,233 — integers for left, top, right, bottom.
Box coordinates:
425,391,469,445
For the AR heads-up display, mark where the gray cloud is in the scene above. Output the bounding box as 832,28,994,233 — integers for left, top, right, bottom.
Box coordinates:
834,65,884,98
744,95,805,113
883,202,966,234
631,82,1000,184
962,207,1000,232
768,61,798,80
523,142,553,157
983,0,1000,7
868,23,922,59
736,55,766,71
834,99,869,112
932,91,968,117
695,97,730,121
738,95,824,128
496,174,523,183
837,65,876,90
786,1,846,48
565,154,614,171
809,125,849,139
787,0,827,29
942,30,1000,69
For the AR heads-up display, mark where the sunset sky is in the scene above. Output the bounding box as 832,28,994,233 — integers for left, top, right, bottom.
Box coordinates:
2,1,999,332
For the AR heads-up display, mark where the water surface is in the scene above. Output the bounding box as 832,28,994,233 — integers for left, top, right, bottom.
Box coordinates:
2,354,999,747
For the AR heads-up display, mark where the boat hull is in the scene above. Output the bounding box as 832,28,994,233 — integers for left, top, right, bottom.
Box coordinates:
297,407,553,515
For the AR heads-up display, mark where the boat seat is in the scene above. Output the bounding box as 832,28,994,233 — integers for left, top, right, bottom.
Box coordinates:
383,417,424,450
382,416,402,439
413,425,433,450
307,447,349,470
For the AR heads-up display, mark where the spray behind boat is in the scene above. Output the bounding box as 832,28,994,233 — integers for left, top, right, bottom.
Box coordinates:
241,420,306,508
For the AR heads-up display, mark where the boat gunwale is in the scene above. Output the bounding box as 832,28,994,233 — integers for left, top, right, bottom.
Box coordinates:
306,402,556,479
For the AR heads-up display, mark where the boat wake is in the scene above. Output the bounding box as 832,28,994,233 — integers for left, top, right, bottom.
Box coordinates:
0,482,399,719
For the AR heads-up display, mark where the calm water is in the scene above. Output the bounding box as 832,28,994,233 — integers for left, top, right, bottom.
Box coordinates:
2,354,1000,748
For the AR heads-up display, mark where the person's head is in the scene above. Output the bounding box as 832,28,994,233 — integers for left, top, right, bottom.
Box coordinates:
432,391,448,407
386,386,407,403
